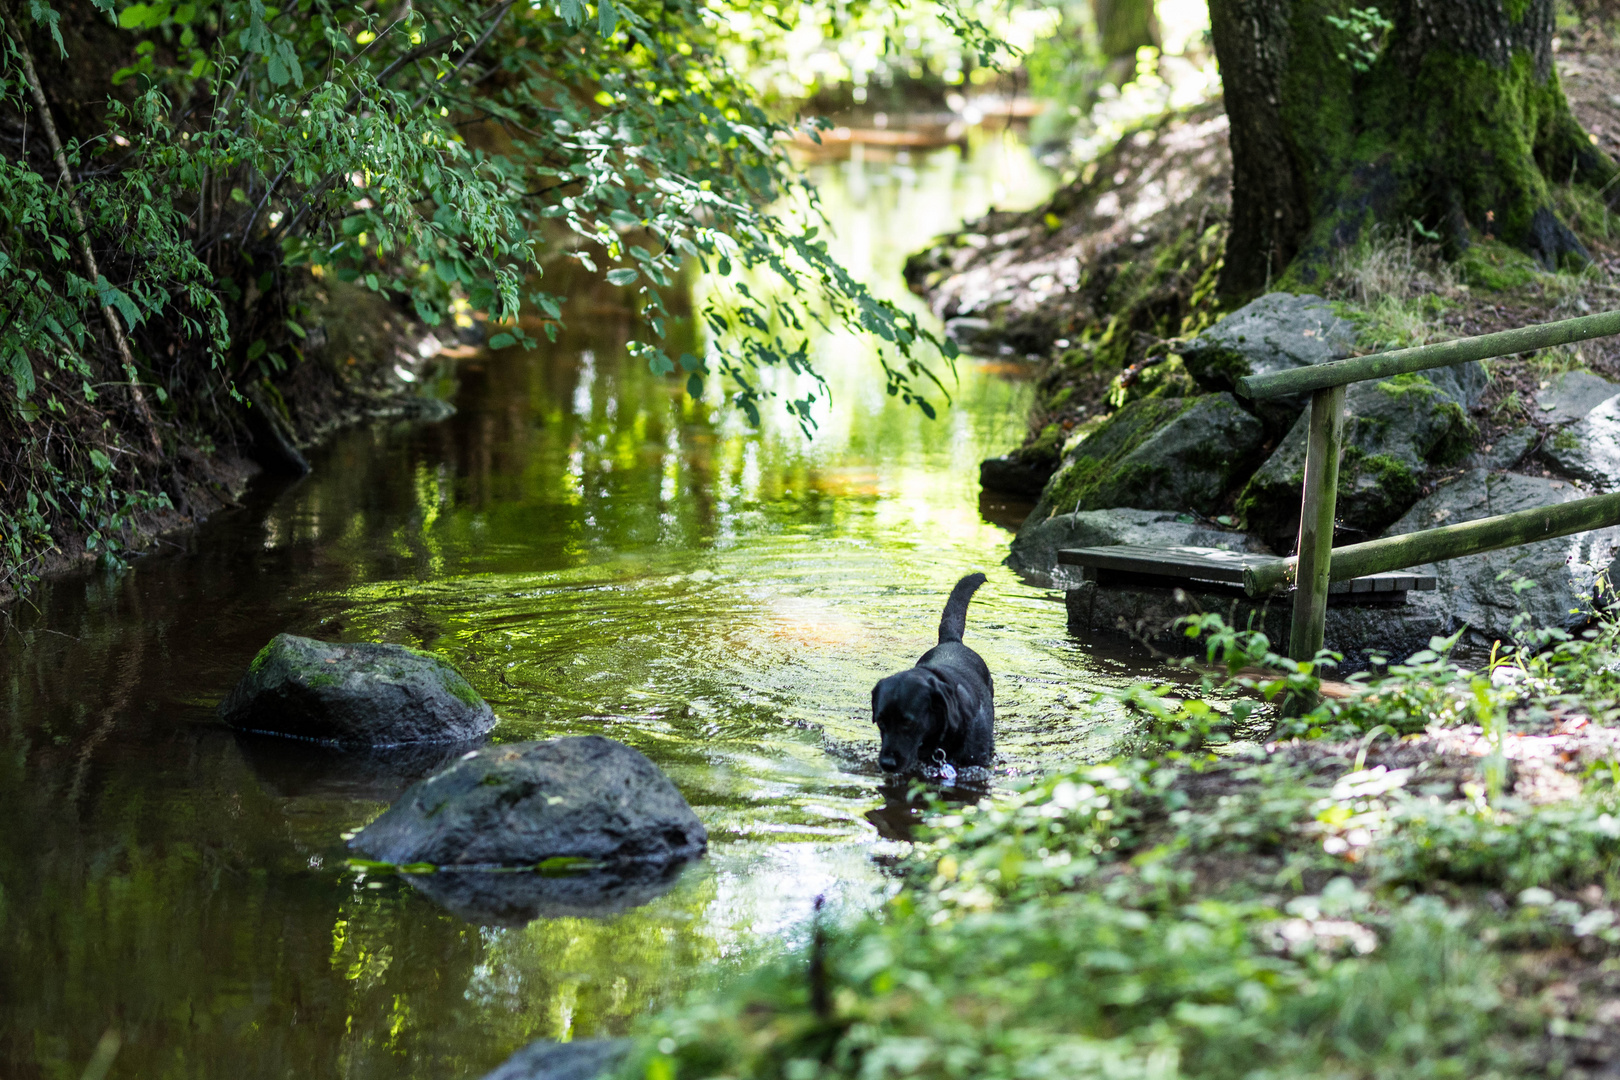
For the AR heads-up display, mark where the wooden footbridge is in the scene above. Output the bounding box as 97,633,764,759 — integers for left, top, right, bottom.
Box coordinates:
1059,309,1620,660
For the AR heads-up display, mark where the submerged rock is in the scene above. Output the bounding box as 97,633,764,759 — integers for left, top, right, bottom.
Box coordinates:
482,1039,633,1080
1386,469,1620,643
350,735,707,869
219,634,495,748
1026,393,1265,522
1009,507,1270,580
1238,367,1485,549
1178,293,1356,427
1540,393,1620,487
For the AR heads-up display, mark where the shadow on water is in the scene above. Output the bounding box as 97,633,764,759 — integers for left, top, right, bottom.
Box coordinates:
0,133,1154,1079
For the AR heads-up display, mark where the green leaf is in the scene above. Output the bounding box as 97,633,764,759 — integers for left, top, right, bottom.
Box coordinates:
597,0,618,38
488,333,517,349
95,277,142,329
605,268,639,286
88,449,113,473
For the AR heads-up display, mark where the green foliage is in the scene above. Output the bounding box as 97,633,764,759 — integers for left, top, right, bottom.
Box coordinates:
0,0,1014,593
1324,6,1393,73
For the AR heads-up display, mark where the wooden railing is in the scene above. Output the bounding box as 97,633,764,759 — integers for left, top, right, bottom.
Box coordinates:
1235,309,1620,661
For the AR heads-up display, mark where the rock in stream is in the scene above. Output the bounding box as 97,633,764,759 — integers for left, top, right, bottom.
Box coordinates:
482,1039,632,1080
219,634,496,747
350,735,707,869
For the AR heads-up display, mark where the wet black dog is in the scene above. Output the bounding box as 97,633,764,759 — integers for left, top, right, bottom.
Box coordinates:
871,573,993,774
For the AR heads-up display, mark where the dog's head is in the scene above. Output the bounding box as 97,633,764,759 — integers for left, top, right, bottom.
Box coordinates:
871,668,946,773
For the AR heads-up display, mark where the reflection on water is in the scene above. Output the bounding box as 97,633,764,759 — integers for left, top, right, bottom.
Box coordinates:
0,132,1142,1079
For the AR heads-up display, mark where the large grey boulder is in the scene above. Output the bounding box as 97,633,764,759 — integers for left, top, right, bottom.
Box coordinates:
1025,394,1265,523
1010,507,1271,580
482,1039,633,1080
1178,293,1357,427
351,735,707,868
1238,368,1484,549
1535,369,1620,426
1386,469,1620,643
1541,393,1620,488
219,634,495,748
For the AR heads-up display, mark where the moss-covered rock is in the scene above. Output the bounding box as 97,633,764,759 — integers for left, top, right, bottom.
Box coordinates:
1178,293,1357,429
351,735,707,869
1026,393,1266,523
1238,369,1484,548
219,633,495,747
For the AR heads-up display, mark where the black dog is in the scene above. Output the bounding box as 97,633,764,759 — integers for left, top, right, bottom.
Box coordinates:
871,573,994,774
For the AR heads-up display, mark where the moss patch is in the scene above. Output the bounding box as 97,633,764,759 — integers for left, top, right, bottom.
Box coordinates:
1040,397,1201,515
248,640,278,675
1459,240,1542,291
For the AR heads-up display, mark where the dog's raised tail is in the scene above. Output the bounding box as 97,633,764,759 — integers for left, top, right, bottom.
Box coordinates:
937,572,987,644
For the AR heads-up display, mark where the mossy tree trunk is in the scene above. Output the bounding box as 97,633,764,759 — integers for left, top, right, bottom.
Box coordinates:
1091,0,1162,85
1208,0,1618,295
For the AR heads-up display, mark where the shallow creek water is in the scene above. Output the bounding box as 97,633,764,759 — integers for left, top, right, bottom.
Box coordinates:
1,135,1149,1079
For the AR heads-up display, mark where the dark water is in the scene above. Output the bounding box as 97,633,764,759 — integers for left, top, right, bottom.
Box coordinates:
0,137,1142,1079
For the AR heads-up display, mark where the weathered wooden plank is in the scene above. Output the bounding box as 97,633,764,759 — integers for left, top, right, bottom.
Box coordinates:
1058,545,1434,593
1243,491,1620,596
1238,309,1620,401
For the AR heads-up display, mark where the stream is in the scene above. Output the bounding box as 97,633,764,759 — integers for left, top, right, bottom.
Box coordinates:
0,131,1148,1079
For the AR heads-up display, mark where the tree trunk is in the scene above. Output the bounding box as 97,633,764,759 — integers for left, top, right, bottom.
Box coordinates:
1091,0,1161,85
1208,0,1618,296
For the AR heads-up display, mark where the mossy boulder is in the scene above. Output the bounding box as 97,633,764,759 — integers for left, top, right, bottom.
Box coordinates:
1237,369,1484,549
1540,393,1620,487
1026,393,1265,522
981,422,1064,496
220,634,495,747
1177,293,1357,428
350,735,707,869
1387,470,1620,643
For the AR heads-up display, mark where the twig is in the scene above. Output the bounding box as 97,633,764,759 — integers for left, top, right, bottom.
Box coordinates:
1,1,162,456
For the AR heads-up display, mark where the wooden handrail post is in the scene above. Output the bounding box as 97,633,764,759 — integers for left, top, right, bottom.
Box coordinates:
1289,385,1346,661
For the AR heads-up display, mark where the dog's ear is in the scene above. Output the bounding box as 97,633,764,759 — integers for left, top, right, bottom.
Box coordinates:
871,678,886,723
929,679,953,727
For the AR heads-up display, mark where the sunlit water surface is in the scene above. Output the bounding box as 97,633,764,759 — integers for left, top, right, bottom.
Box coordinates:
0,133,1145,1079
